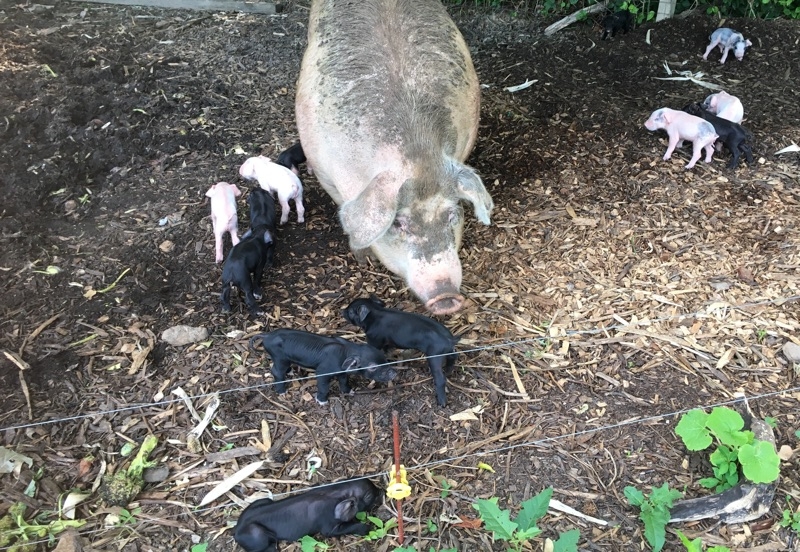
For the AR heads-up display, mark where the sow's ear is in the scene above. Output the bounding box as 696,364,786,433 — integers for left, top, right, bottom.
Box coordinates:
339,171,403,250
451,161,494,225
334,497,359,521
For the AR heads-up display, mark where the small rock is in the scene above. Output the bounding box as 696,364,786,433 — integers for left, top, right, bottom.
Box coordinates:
52,529,83,552
161,325,208,346
64,200,77,214
159,240,175,253
142,465,170,483
783,341,800,363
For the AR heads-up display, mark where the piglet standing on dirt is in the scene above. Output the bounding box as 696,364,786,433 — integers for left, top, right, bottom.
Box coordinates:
682,103,753,169
233,478,379,552
343,296,460,407
703,28,752,64
248,329,397,405
239,156,305,225
644,108,718,170
276,142,312,176
702,91,744,124
601,10,634,40
205,182,241,263
220,188,277,316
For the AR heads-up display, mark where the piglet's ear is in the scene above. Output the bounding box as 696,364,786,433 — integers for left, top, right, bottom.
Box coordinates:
342,356,361,372
262,230,274,244
205,187,215,198
334,497,359,521
369,294,386,307
356,305,371,322
232,184,242,197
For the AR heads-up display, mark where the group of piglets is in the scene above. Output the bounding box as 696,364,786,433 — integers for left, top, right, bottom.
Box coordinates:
644,90,753,170
249,295,460,407
205,143,309,316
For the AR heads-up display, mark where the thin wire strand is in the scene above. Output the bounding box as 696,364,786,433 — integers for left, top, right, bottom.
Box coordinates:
2,386,797,552
1,295,796,433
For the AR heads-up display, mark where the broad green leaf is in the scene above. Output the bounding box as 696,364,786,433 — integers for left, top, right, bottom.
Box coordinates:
706,408,752,447
392,547,416,552
515,487,552,531
190,544,208,552
649,483,682,508
640,501,671,552
300,535,329,552
738,441,780,483
675,410,712,451
709,444,736,464
474,498,517,541
675,530,702,552
515,525,542,540
553,528,580,552
699,477,720,489
708,547,732,552
623,486,644,506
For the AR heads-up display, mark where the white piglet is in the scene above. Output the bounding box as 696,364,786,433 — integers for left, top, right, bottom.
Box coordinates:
644,108,718,170
205,182,242,263
239,156,305,225
703,28,752,64
702,91,744,124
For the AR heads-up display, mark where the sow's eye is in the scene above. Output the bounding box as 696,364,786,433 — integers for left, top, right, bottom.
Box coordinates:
392,215,410,233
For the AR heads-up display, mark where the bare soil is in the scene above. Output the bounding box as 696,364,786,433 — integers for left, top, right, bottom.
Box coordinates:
1,2,799,551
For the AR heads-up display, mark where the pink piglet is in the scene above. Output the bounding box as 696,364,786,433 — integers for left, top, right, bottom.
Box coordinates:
205,182,242,263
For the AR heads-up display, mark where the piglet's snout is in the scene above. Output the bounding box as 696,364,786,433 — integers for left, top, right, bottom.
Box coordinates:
366,365,397,383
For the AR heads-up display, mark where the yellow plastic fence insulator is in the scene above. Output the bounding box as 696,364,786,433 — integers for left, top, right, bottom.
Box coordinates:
386,464,411,500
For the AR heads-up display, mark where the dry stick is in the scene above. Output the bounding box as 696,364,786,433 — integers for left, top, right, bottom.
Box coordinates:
392,410,405,544
3,350,33,420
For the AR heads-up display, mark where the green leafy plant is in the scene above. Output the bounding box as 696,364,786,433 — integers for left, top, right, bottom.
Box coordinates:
300,535,330,551
780,498,800,532
426,518,438,533
190,544,209,552
619,0,656,24
0,502,86,551
677,530,733,552
116,507,141,525
675,407,780,492
624,483,682,552
473,487,555,552
357,512,398,541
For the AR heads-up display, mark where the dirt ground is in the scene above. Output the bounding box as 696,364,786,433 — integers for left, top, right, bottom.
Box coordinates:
1,1,799,551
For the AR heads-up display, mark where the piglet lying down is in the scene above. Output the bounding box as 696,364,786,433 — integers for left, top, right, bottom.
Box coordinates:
234,478,380,552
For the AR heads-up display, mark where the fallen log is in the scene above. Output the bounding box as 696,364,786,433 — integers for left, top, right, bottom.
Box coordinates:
544,2,609,36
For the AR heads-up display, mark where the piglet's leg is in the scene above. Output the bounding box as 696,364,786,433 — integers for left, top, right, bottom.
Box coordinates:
427,357,448,407
685,141,703,169
719,46,730,64
337,373,353,395
294,193,305,224
277,192,291,225
325,521,371,537
230,220,240,246
270,359,290,394
703,143,716,164
221,282,233,312
663,134,680,161
315,375,333,405
702,39,719,60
